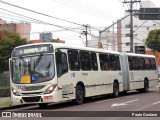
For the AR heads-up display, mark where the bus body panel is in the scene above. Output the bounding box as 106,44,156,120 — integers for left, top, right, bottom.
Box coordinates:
120,52,130,91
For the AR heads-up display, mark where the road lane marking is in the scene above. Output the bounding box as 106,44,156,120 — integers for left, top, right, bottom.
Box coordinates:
122,99,139,104
96,98,120,103
111,99,139,107
153,101,160,105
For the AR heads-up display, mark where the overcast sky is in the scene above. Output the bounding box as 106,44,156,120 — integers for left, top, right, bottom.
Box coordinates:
0,0,160,46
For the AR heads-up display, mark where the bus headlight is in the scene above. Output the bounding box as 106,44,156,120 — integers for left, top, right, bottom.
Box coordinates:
44,84,57,94
12,87,20,96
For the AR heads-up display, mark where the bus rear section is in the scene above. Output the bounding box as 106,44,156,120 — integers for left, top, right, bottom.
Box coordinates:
121,53,158,92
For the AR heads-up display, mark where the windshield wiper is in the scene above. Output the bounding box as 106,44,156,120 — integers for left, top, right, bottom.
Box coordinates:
35,54,43,67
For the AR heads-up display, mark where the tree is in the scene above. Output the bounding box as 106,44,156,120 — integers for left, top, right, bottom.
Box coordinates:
0,30,27,73
50,38,60,43
145,29,160,52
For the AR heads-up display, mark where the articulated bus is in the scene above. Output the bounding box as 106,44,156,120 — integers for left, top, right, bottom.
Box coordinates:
9,43,158,107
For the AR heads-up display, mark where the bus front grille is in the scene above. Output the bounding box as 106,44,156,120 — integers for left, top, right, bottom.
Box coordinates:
19,85,45,91
22,96,41,102
21,92,43,95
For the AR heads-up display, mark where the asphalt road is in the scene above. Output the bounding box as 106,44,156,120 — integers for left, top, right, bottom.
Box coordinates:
1,86,160,120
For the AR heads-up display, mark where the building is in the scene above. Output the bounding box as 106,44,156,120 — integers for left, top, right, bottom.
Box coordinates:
31,39,65,44
31,39,44,44
0,19,31,41
88,31,116,50
40,32,52,41
117,0,160,52
145,50,160,66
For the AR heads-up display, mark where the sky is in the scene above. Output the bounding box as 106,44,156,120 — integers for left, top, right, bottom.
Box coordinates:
0,0,160,46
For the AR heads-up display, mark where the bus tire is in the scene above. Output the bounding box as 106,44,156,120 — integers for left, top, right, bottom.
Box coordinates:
113,82,119,98
143,80,149,92
38,103,48,108
121,91,127,96
74,85,85,105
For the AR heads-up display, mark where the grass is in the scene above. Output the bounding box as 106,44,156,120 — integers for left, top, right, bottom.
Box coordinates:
0,100,12,107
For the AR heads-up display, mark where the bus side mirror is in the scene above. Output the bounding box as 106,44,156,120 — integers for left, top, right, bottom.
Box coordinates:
158,77,160,82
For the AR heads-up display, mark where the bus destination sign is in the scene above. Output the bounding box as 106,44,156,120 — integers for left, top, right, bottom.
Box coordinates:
23,47,48,54
12,44,53,57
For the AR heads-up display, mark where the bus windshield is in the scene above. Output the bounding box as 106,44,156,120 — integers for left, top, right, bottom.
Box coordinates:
11,54,54,84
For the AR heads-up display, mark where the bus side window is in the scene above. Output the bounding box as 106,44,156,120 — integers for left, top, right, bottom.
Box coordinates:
68,49,80,71
145,58,151,70
91,52,98,71
56,50,68,77
117,56,121,70
128,57,133,70
132,57,139,70
99,54,110,71
110,54,117,71
80,51,91,71
139,57,145,70
151,58,156,70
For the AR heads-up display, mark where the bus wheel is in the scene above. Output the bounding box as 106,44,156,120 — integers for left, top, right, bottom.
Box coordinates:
143,80,149,92
121,91,127,96
38,103,48,108
113,82,119,98
74,85,85,105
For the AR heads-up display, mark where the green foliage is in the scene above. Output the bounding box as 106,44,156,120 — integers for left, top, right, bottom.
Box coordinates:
145,29,160,51
50,38,60,43
0,30,27,73
0,100,11,107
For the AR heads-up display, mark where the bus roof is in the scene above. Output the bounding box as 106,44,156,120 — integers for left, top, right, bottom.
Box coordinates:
126,53,155,58
13,42,155,58
14,42,120,55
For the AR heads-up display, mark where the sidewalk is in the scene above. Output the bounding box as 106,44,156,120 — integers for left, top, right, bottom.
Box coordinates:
0,97,33,110
0,96,11,110
0,97,10,102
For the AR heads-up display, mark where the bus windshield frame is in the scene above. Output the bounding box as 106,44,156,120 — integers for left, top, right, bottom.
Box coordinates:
11,53,55,84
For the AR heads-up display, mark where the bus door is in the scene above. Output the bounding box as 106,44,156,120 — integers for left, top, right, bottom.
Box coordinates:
79,51,94,97
56,49,74,100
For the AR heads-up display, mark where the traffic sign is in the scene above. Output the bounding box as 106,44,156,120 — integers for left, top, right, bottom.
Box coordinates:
135,46,145,54
139,8,160,20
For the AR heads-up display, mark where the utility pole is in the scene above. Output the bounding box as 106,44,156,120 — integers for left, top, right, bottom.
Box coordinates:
82,24,89,47
112,21,115,51
123,0,141,53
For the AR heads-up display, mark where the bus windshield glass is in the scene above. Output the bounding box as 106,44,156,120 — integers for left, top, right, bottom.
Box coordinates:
11,54,54,84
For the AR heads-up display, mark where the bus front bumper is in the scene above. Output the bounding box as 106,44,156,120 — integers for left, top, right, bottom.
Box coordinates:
11,93,58,105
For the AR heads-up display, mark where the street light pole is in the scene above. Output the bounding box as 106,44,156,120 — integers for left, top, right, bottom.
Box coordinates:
130,0,134,53
79,36,85,46
98,14,130,49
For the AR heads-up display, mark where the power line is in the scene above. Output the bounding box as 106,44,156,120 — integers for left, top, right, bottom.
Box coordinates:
133,20,148,33
0,0,82,26
53,0,117,21
0,9,43,24
56,0,116,20
0,8,83,34
69,0,117,19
